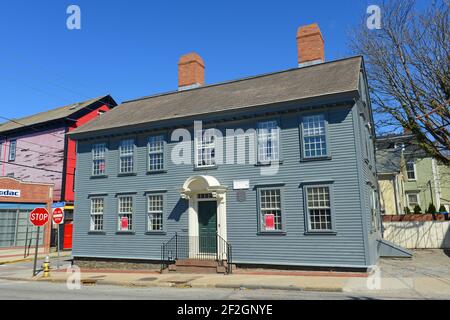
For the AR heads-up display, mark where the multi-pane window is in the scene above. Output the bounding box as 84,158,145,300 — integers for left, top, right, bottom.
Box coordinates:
196,129,216,168
257,120,280,163
306,186,332,231
407,193,419,208
92,143,106,176
90,198,104,231
148,195,164,231
303,114,327,158
406,161,416,180
118,196,133,231
370,189,378,230
259,189,282,231
119,139,134,173
148,135,165,172
8,140,16,161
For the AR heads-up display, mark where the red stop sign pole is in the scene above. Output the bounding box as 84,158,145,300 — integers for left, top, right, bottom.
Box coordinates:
29,208,49,276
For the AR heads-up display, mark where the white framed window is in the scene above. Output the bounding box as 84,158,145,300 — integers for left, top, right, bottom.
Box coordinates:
90,198,104,231
148,135,165,172
259,188,283,232
407,193,420,208
195,129,216,168
370,189,379,230
257,120,280,163
119,139,134,173
197,193,214,199
118,196,133,231
8,140,16,161
306,186,333,232
147,195,164,231
302,114,327,158
92,143,106,176
406,161,417,180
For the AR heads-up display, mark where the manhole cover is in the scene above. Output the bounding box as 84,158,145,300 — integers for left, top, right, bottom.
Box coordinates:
138,277,157,281
81,279,97,286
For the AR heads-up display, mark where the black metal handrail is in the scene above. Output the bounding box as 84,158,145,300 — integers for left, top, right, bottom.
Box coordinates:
160,232,232,274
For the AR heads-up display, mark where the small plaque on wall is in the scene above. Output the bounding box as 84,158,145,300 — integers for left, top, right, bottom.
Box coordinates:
233,180,250,190
236,190,246,202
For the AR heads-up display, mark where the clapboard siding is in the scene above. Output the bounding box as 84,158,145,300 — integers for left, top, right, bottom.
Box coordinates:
73,102,378,268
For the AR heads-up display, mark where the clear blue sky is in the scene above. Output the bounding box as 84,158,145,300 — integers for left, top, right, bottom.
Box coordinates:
0,0,425,119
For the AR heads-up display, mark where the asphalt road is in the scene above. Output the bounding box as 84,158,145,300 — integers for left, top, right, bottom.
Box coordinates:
0,278,440,300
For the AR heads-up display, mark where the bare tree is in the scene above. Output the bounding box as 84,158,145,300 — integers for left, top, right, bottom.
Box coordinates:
351,0,449,165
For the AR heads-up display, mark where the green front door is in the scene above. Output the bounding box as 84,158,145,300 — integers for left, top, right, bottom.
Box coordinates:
198,201,217,255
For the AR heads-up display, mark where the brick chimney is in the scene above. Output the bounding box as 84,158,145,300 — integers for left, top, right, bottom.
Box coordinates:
178,52,205,90
296,23,325,67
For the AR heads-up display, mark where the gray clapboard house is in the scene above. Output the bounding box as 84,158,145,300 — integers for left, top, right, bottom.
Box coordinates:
68,24,384,272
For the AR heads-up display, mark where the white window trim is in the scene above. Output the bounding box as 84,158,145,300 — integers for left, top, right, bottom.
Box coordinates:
117,195,133,231
301,114,328,159
195,129,216,168
257,120,280,163
406,161,417,181
92,143,107,176
119,139,135,174
148,135,165,172
258,187,284,233
304,184,334,233
407,192,420,207
8,140,16,161
90,197,104,231
147,194,164,232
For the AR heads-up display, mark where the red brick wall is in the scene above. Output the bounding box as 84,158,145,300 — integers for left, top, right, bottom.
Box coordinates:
0,177,53,253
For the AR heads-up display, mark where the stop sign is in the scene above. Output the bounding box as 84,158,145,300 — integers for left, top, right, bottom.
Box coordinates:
52,207,64,225
29,208,50,227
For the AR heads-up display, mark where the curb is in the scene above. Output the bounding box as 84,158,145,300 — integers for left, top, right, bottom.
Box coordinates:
213,283,343,293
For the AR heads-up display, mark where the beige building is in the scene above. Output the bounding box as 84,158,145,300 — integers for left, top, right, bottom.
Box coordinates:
376,134,450,215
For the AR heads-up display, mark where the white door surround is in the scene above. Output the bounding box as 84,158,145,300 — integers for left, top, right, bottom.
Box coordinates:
179,175,228,259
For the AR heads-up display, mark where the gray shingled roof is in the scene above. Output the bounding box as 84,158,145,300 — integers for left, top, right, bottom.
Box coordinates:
0,96,113,134
69,56,363,138
376,149,402,174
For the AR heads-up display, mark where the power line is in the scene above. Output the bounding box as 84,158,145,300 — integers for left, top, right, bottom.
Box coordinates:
0,160,73,175
0,135,76,161
0,48,118,110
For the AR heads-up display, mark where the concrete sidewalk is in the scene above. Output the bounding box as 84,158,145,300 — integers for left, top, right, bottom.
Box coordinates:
0,250,449,298
0,249,71,265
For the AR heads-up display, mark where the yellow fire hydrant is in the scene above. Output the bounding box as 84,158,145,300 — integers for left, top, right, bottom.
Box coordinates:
42,256,50,278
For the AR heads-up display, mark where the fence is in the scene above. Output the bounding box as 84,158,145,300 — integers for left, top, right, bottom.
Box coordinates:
383,218,450,249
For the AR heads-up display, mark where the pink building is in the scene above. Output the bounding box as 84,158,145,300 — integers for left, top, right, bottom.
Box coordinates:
0,95,117,250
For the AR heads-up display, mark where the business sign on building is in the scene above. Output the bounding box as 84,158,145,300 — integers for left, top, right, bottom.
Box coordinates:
0,189,21,198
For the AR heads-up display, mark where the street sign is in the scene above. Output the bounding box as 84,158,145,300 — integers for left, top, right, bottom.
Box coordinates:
29,208,50,227
52,207,64,225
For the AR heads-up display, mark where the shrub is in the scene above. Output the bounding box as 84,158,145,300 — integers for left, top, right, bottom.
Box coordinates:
439,205,448,213
413,205,422,214
426,203,437,214
404,207,411,215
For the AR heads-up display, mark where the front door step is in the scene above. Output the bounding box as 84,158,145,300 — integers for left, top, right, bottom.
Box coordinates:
168,259,227,274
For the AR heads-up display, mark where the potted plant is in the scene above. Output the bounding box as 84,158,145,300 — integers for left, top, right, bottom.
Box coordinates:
426,203,437,220
439,205,449,220
413,205,422,215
